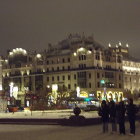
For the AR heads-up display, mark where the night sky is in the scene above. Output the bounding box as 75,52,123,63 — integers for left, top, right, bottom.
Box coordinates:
0,0,140,58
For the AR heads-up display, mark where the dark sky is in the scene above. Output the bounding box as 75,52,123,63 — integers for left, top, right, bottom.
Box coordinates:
0,0,140,58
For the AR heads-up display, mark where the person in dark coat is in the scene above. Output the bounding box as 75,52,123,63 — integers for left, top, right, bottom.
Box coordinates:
116,101,126,135
126,98,137,135
98,100,109,133
109,100,117,133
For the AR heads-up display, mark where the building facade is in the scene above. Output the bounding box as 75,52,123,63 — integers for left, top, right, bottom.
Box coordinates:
1,34,139,106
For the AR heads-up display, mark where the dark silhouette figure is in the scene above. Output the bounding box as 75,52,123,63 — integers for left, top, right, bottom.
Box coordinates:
109,100,117,133
73,107,81,116
116,101,126,135
126,98,137,135
98,100,109,133
69,106,85,126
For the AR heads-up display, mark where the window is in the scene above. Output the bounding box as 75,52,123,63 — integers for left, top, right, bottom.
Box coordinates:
79,55,86,60
78,72,86,78
52,60,54,64
57,76,60,81
79,64,86,69
37,69,41,73
119,75,121,80
52,67,54,71
68,84,71,89
89,73,91,78
97,82,100,88
96,55,100,60
84,64,86,68
47,77,49,82
117,56,121,63
57,67,59,71
52,76,54,81
68,58,70,62
47,61,49,64
83,55,86,60
47,68,49,72
62,58,65,63
68,75,71,80
62,66,65,70
74,84,77,88
102,74,104,77
97,73,100,78
62,84,65,89
68,66,70,70
62,75,65,80
74,74,76,80
119,83,122,88
106,65,111,69
89,83,91,88
105,72,114,78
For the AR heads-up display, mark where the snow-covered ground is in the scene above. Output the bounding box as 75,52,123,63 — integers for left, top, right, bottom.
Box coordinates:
0,109,99,119
0,122,139,140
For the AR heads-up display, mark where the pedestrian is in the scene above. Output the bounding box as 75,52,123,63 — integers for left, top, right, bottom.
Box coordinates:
98,100,109,133
126,98,138,136
109,100,117,133
116,101,126,135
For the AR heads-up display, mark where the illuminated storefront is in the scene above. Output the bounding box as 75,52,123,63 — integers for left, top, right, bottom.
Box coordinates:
97,90,123,102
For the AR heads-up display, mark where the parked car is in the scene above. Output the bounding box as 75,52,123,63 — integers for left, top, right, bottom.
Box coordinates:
82,104,99,112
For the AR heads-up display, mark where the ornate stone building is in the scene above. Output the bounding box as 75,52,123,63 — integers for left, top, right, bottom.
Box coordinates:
1,34,139,106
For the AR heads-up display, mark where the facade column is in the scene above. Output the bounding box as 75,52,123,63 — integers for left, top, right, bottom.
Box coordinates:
99,51,102,67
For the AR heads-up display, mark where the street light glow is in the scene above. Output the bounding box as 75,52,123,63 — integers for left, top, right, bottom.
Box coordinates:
126,43,129,47
108,43,111,47
36,54,41,58
119,41,122,46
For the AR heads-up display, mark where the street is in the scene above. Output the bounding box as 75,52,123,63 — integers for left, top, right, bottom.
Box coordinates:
0,122,140,140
